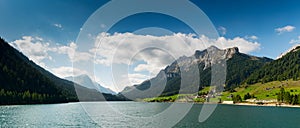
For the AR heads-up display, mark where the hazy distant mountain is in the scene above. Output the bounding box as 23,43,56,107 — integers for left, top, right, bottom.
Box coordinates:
65,74,116,95
120,46,272,99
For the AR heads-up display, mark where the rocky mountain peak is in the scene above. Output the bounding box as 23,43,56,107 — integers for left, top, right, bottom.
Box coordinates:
194,46,239,59
225,47,239,58
164,46,240,76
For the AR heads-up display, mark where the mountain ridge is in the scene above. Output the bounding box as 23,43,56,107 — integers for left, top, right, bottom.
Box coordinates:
120,46,273,99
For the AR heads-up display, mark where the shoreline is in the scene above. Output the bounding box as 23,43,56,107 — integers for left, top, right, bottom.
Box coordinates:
144,100,300,108
221,102,300,108
0,101,132,106
2,101,300,108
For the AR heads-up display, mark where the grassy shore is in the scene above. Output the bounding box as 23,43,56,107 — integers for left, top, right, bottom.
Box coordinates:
221,80,300,101
143,80,300,108
225,102,300,108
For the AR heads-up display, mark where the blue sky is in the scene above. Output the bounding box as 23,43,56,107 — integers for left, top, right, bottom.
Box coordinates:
194,0,300,58
1,0,300,58
1,0,300,91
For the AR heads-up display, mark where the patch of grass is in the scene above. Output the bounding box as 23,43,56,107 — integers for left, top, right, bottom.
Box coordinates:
193,98,205,102
144,80,300,103
144,94,194,102
221,80,300,101
199,86,213,94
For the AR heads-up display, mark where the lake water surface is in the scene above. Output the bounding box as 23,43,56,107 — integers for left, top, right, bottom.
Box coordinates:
1,102,300,128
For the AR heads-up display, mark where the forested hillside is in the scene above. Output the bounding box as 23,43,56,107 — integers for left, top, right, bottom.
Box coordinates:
0,37,74,104
0,37,124,105
245,46,300,84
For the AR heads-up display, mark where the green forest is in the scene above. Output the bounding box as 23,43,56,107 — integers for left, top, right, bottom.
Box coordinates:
245,47,300,84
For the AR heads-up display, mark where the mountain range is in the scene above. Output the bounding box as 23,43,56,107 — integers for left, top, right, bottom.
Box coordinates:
1,35,299,104
120,46,275,99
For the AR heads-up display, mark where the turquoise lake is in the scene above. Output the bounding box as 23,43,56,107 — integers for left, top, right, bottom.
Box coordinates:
1,102,300,128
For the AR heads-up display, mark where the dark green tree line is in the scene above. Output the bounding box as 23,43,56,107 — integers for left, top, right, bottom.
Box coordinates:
277,88,300,105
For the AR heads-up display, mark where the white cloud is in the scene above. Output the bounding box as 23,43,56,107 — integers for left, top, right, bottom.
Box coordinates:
275,25,295,34
54,42,92,62
134,64,151,72
10,36,93,78
55,42,76,55
10,36,91,65
218,26,227,36
127,73,150,85
245,35,258,40
10,36,53,68
134,63,162,77
212,36,261,53
106,73,150,92
53,23,63,29
51,66,88,78
289,36,300,44
91,32,261,75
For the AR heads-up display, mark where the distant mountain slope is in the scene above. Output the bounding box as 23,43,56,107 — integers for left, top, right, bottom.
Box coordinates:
65,74,116,95
120,46,272,99
0,37,123,105
245,46,300,84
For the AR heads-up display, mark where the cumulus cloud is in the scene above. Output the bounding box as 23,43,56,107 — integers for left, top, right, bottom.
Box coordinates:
275,25,295,34
10,36,54,68
218,26,227,36
11,36,93,63
127,73,150,85
289,36,300,44
51,66,88,78
134,64,152,72
112,73,150,90
54,42,76,58
91,32,261,75
54,42,92,62
10,36,93,78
